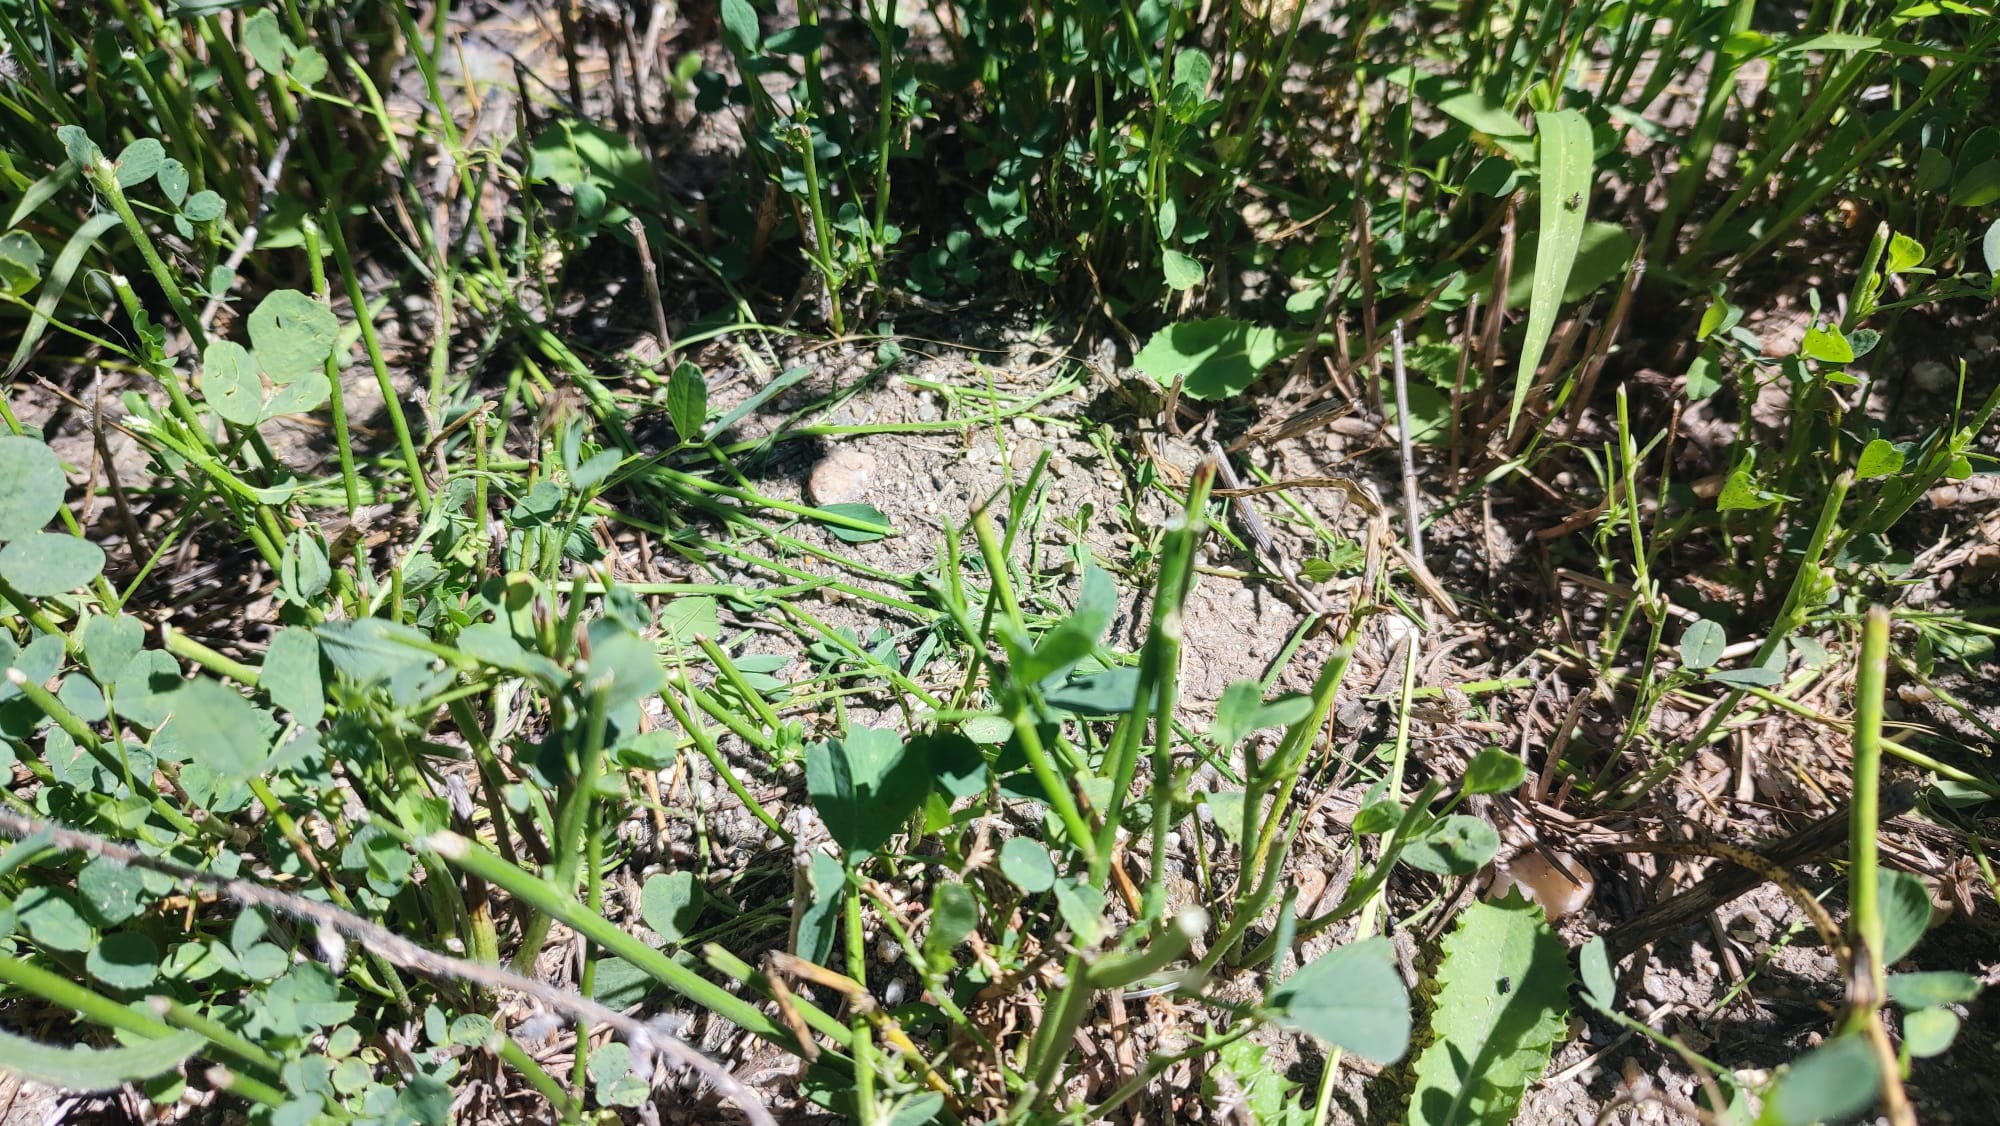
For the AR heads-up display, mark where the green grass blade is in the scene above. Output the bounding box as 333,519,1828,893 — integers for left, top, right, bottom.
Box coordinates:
6,212,120,377
1507,109,1592,434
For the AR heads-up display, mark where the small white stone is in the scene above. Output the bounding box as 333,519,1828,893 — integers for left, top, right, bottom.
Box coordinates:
1911,360,1953,392
808,447,875,505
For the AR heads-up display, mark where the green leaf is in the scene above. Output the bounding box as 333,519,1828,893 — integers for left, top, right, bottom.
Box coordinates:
1508,109,1593,433
667,362,709,442
1856,438,1906,480
1679,618,1727,670
1052,876,1107,946
1903,1007,1960,1058
1016,566,1114,684
646,594,716,648
78,614,144,685
242,10,286,73
280,527,330,604
1757,1034,1879,1126
1161,249,1204,290
1983,218,2000,275
1267,936,1411,1065
248,290,339,383
719,0,762,52
1134,317,1304,401
795,851,845,964
1950,160,2000,208
1409,897,1572,1126
261,370,330,419
640,871,704,945
0,231,43,296
153,678,274,782
1800,325,1854,364
0,532,105,596
884,1093,946,1126
9,212,120,378
86,931,160,989
157,159,189,205
1707,666,1783,688
17,886,92,951
1462,748,1527,795
0,1027,202,1093
1878,868,1931,964
78,857,149,926
202,340,264,426
1885,232,1926,274
0,436,66,539
998,837,1056,893
583,622,664,708
1402,814,1500,876
923,882,978,971
1886,970,1981,1008
113,139,164,189
262,627,324,725
1578,936,1616,1010
820,502,893,543
181,191,224,222
805,726,930,861
912,730,986,800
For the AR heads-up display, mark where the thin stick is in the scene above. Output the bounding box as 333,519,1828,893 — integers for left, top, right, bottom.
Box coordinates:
1390,324,1424,572
629,216,677,368
0,810,776,1126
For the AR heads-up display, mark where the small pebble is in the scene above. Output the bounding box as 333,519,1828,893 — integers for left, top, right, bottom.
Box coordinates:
808,447,874,505
1911,359,1953,391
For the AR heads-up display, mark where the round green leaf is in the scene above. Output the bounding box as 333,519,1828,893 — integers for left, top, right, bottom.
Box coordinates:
113,139,164,189
153,678,274,782
1401,814,1501,876
1161,249,1204,291
0,533,105,596
1268,936,1411,1064
1878,869,1932,965
157,159,189,206
998,837,1056,893
1134,317,1303,401
201,340,264,425
1983,218,2000,275
1856,438,1906,480
0,436,66,540
1887,970,1981,1008
17,886,93,952
0,231,45,296
247,290,339,383
1462,748,1527,795
86,931,160,989
78,857,148,926
640,871,704,945
1678,618,1726,670
805,726,929,860
1763,1034,1880,1126
181,190,224,222
1903,1007,1960,1058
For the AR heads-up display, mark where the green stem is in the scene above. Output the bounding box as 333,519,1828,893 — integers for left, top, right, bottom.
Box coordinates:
1848,606,1890,1014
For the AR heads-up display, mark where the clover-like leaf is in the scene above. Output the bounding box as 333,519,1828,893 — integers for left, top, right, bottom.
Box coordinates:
113,139,164,189
0,436,66,540
201,340,264,426
0,533,104,596
805,726,930,861
152,678,275,782
1268,936,1411,1065
248,290,339,383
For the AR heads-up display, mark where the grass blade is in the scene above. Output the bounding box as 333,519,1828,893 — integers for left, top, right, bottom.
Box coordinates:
1507,109,1592,434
